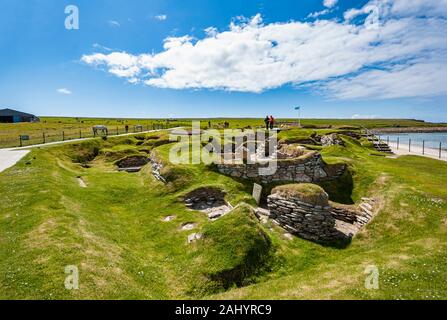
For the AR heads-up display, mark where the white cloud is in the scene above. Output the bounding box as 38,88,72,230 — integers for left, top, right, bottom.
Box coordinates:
162,35,194,50
390,0,447,17
326,62,447,99
108,20,120,27
93,43,113,51
82,52,141,78
323,0,338,8
307,9,330,19
57,88,72,95
155,14,167,21
345,0,447,20
204,27,218,37
82,1,447,100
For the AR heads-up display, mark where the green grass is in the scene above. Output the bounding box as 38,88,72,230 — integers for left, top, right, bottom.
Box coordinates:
189,205,274,296
213,137,447,299
198,118,446,130
271,184,329,206
1,116,445,148
1,128,447,299
0,117,189,148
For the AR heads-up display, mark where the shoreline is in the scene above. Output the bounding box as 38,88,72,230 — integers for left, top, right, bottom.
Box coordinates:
373,126,447,133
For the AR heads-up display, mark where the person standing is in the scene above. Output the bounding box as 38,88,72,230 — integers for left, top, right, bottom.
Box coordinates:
269,115,275,130
264,116,270,130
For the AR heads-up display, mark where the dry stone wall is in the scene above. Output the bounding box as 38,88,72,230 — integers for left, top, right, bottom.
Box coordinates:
267,193,347,242
267,191,376,243
216,151,345,184
330,198,375,228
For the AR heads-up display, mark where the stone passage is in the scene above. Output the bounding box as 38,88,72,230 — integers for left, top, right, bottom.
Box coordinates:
267,184,376,243
150,157,166,183
320,133,345,146
217,151,345,184
330,198,376,237
116,155,150,172
183,187,233,220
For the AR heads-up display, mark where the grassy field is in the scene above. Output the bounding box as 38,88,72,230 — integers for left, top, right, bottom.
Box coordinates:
1,116,445,148
0,117,190,148
0,128,446,299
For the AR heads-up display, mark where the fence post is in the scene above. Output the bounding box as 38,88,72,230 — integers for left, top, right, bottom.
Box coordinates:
387,136,389,144
79,130,82,139
397,137,399,150
62,131,65,141
409,139,411,152
116,127,119,135
19,135,23,147
422,140,425,155
440,142,442,159
43,132,46,144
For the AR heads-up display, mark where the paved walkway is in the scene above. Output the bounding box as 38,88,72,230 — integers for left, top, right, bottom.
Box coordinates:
388,141,447,162
0,148,31,172
0,129,179,173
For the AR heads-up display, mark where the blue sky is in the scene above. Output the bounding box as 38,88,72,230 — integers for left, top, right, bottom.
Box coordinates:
0,0,446,121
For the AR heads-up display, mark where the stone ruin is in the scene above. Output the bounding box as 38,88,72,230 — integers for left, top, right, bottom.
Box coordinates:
266,184,375,243
150,157,166,183
178,187,234,244
183,187,233,220
214,135,347,184
276,144,307,159
148,131,374,245
147,134,347,186
116,155,150,172
320,133,345,147
216,151,345,184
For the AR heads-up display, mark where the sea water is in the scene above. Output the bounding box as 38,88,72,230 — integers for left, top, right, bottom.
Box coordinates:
378,132,447,150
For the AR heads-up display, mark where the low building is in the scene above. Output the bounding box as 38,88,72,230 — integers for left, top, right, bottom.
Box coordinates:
0,108,39,123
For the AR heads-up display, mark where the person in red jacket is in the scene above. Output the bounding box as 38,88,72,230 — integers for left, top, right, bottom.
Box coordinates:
269,115,275,130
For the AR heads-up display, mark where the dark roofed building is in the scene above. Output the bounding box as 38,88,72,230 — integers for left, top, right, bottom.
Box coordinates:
0,108,39,123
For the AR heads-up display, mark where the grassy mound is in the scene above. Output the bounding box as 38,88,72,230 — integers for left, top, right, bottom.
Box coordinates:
272,183,329,206
195,205,273,294
142,138,172,148
2,126,447,300
99,145,142,162
64,139,101,164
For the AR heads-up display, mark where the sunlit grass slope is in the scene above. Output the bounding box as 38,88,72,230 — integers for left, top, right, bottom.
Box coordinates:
0,129,446,299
